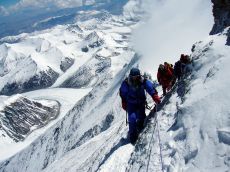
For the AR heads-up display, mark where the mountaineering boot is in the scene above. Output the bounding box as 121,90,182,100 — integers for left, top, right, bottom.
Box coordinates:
129,133,138,145
136,119,145,133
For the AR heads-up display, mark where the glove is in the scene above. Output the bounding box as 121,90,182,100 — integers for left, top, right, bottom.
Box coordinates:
121,99,127,111
152,93,161,104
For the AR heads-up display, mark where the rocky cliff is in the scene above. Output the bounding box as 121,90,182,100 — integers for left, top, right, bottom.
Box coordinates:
211,0,230,44
0,95,60,141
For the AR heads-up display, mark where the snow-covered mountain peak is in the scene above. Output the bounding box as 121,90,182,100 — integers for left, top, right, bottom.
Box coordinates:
67,24,83,33
0,0,138,165
0,5,137,95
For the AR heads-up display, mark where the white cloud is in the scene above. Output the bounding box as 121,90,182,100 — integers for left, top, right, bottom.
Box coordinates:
3,0,96,14
132,0,214,73
4,0,111,14
10,0,83,10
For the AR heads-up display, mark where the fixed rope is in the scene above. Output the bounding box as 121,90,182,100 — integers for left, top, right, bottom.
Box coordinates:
156,116,164,172
145,83,178,172
145,69,190,172
145,104,166,172
146,105,163,172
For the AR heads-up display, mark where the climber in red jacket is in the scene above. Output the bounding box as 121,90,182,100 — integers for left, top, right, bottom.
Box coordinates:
157,64,175,96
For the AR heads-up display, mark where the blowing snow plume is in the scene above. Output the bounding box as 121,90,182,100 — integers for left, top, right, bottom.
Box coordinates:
132,0,213,74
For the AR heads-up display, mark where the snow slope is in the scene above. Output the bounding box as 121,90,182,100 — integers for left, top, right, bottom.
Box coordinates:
126,31,230,172
0,88,91,160
0,53,138,171
0,0,139,169
1,0,230,172
0,7,136,95
2,31,229,171
40,30,230,172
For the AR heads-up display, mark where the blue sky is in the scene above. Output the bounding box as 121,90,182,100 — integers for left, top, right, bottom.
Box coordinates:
0,0,19,7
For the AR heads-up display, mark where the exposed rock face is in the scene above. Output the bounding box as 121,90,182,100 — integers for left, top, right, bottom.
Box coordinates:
0,68,59,96
67,24,83,33
60,57,74,72
227,29,230,44
61,56,111,88
0,95,60,141
83,31,104,49
211,0,230,44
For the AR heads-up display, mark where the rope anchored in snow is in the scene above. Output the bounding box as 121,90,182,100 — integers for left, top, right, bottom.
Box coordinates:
145,83,178,172
146,104,159,172
156,115,164,172
146,105,164,172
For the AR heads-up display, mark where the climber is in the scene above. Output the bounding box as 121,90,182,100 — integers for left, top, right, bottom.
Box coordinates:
174,54,191,80
164,62,176,87
157,63,175,96
164,62,173,69
119,67,161,144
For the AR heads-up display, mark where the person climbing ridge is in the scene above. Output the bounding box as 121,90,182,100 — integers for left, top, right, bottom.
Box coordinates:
164,62,176,88
119,67,161,144
174,54,191,80
164,62,173,69
157,63,175,96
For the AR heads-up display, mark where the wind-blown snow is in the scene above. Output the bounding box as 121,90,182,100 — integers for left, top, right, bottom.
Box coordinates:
131,0,213,73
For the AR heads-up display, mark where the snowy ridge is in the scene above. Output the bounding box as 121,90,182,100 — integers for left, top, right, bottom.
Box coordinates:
1,1,230,172
0,8,136,95
0,0,140,169
0,0,131,38
0,53,138,171
125,31,230,172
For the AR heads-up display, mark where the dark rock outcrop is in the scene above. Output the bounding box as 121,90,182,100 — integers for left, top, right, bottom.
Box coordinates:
211,0,230,44
60,57,74,72
0,68,59,96
81,46,89,52
0,95,60,141
84,31,104,48
67,24,83,33
61,57,111,88
227,28,230,45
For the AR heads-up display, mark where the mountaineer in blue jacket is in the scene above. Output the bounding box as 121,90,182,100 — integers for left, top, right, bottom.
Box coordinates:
119,68,161,144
